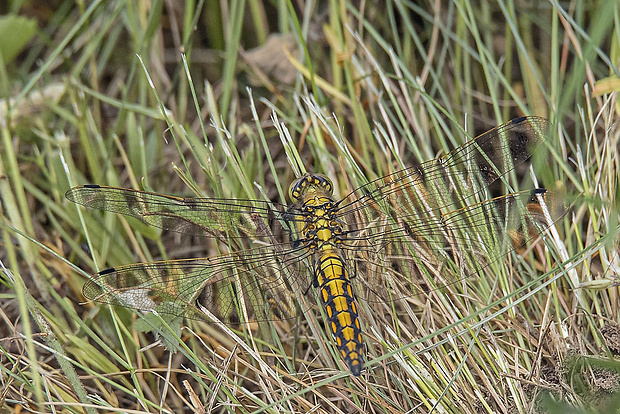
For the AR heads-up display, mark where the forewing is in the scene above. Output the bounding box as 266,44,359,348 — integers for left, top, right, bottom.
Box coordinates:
337,116,549,220
66,185,295,238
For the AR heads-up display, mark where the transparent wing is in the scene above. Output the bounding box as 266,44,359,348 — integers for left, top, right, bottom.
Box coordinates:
346,188,565,305
337,116,548,219
66,185,316,324
80,189,564,323
82,242,315,323
66,185,300,238
329,116,558,303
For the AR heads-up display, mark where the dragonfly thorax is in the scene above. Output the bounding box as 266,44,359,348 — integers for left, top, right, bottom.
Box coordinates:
296,198,345,249
285,175,345,251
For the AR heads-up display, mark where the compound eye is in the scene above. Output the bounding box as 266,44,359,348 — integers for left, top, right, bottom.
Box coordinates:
289,173,334,201
313,174,332,191
289,175,310,202
322,178,333,193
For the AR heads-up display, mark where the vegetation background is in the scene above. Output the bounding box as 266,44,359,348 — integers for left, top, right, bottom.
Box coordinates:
0,0,618,412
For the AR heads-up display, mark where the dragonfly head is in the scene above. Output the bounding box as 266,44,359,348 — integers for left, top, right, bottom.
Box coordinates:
289,173,334,202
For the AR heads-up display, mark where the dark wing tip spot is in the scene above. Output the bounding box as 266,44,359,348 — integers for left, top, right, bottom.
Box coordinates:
530,188,548,202
83,184,102,189
99,267,116,275
511,116,527,124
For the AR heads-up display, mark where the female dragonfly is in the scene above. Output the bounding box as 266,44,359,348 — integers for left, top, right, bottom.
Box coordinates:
67,116,552,376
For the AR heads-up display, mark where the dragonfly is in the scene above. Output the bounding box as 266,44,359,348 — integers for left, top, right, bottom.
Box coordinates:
67,116,554,376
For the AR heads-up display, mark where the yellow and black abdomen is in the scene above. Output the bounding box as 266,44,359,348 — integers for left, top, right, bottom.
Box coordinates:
314,250,364,376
